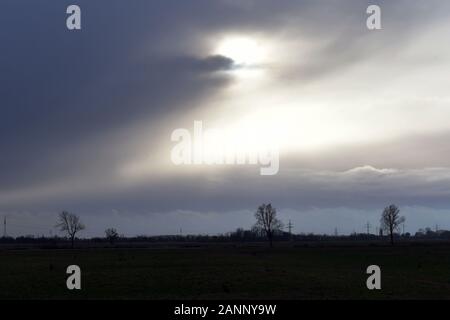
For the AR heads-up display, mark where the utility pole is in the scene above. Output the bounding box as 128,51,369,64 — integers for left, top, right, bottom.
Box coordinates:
366,222,371,235
287,220,293,240
288,220,293,235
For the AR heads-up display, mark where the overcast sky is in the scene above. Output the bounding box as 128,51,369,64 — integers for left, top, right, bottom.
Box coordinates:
2,0,450,237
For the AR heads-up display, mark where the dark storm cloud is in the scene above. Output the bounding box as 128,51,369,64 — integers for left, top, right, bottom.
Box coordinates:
0,0,327,192
0,1,238,191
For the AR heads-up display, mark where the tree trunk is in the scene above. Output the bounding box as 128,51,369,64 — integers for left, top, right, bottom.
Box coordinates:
71,235,75,249
389,227,394,246
268,231,273,248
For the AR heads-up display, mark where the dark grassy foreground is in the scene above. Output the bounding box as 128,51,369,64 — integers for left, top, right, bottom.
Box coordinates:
1,244,450,299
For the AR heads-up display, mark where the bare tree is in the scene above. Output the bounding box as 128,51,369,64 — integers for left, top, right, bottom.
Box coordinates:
380,204,405,246
56,211,85,248
253,203,283,247
105,228,119,245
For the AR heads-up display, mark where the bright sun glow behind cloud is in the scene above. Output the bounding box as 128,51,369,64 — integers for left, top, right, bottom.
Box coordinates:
214,36,270,66
198,35,364,162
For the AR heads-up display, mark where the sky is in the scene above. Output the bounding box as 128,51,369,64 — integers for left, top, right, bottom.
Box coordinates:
1,0,450,237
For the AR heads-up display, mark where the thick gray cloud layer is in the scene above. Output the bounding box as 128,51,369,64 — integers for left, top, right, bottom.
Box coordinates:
1,0,450,236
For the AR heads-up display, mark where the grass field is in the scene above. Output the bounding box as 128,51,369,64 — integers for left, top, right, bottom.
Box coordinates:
1,244,450,299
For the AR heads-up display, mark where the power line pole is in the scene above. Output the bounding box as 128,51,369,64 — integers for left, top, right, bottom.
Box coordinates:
287,220,293,240
288,220,293,235
366,222,371,235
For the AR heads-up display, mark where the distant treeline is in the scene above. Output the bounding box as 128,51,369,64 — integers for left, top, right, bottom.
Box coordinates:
1,227,450,244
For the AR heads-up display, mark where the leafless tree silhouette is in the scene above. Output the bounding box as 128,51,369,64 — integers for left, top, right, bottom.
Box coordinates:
381,204,405,246
56,211,85,248
105,228,119,245
253,203,283,247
